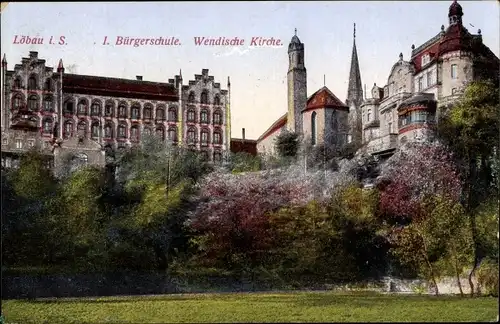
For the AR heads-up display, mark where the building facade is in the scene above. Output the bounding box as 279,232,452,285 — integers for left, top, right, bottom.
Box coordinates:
361,0,499,159
257,0,499,160
1,52,231,170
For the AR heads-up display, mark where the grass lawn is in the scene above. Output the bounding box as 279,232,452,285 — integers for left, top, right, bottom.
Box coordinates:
2,291,498,323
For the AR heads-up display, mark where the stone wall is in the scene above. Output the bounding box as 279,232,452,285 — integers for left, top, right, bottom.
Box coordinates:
3,273,482,299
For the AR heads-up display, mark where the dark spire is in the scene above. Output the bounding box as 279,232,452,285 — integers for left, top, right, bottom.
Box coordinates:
1,53,6,67
346,23,363,107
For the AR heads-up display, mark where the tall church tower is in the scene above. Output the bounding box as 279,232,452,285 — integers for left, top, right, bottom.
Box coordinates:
346,23,363,144
287,29,307,135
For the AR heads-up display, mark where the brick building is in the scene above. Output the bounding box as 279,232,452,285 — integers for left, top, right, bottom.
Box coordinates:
1,52,231,171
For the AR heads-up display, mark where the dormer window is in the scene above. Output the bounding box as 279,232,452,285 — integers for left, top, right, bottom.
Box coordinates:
421,54,430,66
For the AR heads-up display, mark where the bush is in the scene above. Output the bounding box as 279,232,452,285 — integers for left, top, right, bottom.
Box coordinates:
477,259,499,296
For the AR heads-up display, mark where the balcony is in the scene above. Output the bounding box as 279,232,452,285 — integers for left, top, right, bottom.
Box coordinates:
367,134,398,156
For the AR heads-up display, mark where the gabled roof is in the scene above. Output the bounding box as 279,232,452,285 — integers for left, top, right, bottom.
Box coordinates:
257,113,287,142
303,86,348,113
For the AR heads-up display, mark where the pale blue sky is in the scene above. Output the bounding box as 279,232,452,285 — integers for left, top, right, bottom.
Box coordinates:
1,1,498,139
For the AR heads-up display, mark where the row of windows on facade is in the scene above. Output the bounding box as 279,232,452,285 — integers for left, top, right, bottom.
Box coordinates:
13,76,54,91
13,76,224,105
399,110,433,127
11,96,224,124
50,121,224,144
416,64,459,92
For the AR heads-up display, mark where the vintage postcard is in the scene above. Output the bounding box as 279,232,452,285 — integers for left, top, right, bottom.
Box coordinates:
1,1,499,323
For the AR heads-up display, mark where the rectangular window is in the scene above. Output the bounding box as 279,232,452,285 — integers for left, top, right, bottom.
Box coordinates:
421,54,430,66
418,77,423,91
388,122,393,134
427,71,432,87
451,64,458,79
15,139,23,149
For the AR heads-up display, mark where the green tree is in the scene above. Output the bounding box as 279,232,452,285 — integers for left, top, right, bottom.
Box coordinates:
437,80,500,296
2,150,59,267
229,152,262,173
110,136,207,271
275,131,300,160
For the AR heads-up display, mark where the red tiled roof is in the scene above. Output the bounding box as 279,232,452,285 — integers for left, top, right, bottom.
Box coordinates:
304,86,348,112
257,113,287,142
63,74,179,101
411,23,494,74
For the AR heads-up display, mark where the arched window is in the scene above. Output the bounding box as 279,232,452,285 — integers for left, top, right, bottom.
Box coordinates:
213,130,222,145
200,109,209,124
143,127,152,137
118,104,127,118
214,95,220,106
187,109,196,122
188,92,195,103
105,101,114,117
367,109,371,122
43,96,53,111
44,79,53,91
14,78,22,89
64,121,73,138
131,105,140,119
91,122,99,138
311,111,317,146
104,123,113,138
117,124,127,138
130,125,140,141
42,118,52,133
213,110,222,125
28,75,37,90
168,106,178,121
168,127,177,142
77,99,88,115
200,128,209,146
156,126,165,140
187,127,197,144
13,94,23,109
156,107,165,121
200,91,209,105
91,102,101,116
143,104,153,120
28,95,38,111
77,121,87,137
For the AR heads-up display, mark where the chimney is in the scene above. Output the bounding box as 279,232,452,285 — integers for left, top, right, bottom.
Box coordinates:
136,75,143,81
242,128,245,140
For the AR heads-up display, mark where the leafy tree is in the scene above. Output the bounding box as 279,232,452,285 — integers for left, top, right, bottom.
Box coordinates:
10,149,56,200
379,142,462,223
189,171,313,274
436,80,500,296
275,131,300,160
2,150,59,267
109,136,207,271
228,152,262,173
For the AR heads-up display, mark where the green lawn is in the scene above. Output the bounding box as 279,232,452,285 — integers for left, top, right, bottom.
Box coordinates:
2,291,498,323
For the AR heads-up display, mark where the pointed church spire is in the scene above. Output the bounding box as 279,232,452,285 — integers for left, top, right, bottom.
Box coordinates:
1,53,7,68
346,23,363,107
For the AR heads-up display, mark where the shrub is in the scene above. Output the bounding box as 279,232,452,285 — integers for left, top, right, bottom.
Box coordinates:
477,259,499,297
